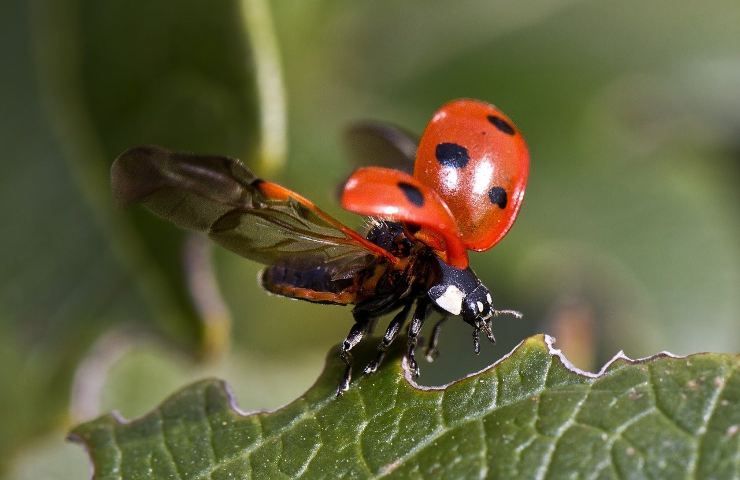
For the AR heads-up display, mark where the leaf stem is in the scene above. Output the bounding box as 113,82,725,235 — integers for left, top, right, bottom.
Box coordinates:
239,0,288,174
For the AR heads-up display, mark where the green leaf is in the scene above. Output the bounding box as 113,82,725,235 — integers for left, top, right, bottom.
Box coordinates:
70,335,739,479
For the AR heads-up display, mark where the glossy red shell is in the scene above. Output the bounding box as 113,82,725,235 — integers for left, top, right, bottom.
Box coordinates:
414,99,529,251
341,167,468,268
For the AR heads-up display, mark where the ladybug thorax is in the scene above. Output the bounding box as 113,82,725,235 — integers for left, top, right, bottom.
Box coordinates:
414,99,529,252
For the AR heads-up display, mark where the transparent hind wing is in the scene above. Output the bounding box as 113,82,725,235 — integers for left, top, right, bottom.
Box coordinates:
112,146,393,271
343,121,418,174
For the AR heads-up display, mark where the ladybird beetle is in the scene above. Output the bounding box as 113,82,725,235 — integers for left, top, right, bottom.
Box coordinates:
111,99,530,395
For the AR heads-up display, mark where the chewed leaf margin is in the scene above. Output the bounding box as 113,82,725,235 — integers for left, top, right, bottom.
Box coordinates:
69,334,739,479
403,333,685,389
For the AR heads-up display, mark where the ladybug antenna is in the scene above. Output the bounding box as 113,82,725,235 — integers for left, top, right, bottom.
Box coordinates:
493,308,523,319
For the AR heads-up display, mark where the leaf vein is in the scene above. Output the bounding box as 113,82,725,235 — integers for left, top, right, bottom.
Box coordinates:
201,388,218,478
110,418,124,480
374,384,558,478
157,410,185,480
588,407,657,480
192,397,334,480
534,386,590,480
477,418,489,479
295,439,321,478
647,365,698,439
688,365,732,477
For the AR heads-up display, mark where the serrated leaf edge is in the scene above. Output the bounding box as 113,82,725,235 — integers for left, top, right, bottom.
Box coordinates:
68,333,691,435
402,333,686,391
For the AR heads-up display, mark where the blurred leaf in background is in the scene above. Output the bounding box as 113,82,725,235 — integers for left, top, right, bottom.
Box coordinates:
3,0,274,474
2,0,739,477
33,0,265,353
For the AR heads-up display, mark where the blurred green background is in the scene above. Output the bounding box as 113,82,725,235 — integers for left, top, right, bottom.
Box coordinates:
2,0,739,477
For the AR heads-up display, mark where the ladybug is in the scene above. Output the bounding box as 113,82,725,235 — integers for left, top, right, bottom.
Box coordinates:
111,99,530,395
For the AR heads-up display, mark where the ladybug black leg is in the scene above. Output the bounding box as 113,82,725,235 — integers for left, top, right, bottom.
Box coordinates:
472,326,481,355
406,298,430,378
482,320,496,345
364,302,412,375
367,316,380,335
337,314,372,396
424,315,448,362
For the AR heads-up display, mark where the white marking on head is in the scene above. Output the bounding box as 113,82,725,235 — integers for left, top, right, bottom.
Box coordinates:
434,285,464,315
476,301,484,312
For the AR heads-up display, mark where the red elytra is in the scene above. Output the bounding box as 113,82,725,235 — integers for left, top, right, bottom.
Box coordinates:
414,99,530,252
342,167,468,268
342,98,529,265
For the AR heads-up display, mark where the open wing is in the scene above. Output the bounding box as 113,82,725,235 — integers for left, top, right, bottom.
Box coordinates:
343,121,418,174
111,146,396,276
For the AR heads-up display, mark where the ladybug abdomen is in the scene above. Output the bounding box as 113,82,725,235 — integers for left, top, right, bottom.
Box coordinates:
260,263,359,304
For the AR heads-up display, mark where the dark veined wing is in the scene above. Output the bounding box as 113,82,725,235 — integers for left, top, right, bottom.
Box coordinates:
111,146,396,277
343,121,418,174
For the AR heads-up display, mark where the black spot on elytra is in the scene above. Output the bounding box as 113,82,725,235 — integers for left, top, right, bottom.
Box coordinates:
488,187,508,208
487,115,516,135
435,143,469,168
398,182,425,207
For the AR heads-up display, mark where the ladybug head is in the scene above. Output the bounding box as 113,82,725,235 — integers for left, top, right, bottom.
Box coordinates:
427,259,492,324
460,284,494,324
427,258,522,342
